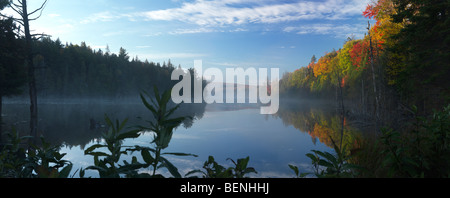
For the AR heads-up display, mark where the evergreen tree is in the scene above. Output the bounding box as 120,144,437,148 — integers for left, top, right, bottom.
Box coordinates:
391,0,450,109
0,3,26,140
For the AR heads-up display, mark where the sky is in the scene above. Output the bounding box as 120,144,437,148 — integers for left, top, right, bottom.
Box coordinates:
3,0,372,74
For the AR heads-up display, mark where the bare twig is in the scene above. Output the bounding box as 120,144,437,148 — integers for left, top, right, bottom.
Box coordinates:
27,0,47,16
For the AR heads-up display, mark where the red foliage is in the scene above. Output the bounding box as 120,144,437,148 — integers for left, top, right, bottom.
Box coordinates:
349,41,364,68
341,76,347,88
363,4,378,19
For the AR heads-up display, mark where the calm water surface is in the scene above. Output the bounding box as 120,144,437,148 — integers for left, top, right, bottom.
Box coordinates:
3,100,351,178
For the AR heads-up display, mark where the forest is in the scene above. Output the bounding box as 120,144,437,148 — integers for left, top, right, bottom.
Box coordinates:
16,38,184,99
279,0,449,178
280,0,449,128
0,0,449,178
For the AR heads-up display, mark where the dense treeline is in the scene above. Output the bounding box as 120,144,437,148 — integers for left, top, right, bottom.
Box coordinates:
280,0,449,124
32,38,183,99
283,0,450,178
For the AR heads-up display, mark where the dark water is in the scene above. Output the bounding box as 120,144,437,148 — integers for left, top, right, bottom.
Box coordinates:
2,99,364,178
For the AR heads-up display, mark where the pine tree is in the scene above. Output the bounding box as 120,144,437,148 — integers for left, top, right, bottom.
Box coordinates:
391,0,450,110
2,0,49,138
0,3,26,140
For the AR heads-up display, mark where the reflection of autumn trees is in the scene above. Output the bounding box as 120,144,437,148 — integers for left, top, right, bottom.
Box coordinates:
275,102,361,149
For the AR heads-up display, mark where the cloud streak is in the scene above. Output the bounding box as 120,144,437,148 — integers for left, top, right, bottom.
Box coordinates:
137,0,369,26
283,23,366,38
79,0,370,36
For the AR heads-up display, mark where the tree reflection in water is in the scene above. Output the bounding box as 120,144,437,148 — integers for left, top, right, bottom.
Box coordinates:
274,100,364,152
2,100,206,149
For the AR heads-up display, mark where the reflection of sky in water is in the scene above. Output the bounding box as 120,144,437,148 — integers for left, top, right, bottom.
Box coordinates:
60,108,332,178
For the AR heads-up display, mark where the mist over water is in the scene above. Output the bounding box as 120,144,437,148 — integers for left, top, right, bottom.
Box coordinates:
2,95,360,178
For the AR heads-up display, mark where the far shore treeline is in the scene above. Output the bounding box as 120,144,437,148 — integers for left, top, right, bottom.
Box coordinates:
21,39,188,99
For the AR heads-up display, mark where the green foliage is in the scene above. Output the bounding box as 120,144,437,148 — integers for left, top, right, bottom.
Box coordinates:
290,137,360,178
0,0,8,10
2,87,198,178
227,156,258,178
129,86,197,178
323,104,450,178
83,87,197,178
185,156,257,178
139,86,188,150
84,115,145,178
0,128,31,178
378,104,450,178
379,128,418,177
0,128,72,178
389,0,450,107
186,156,232,178
26,137,73,178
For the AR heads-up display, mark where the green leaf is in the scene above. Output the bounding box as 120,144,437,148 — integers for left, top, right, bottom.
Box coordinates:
318,159,334,168
159,156,181,178
161,89,172,106
299,173,310,178
141,149,155,164
162,152,198,157
104,114,114,130
237,157,250,171
153,86,161,104
86,151,110,158
288,164,299,176
85,165,107,173
118,118,129,132
79,168,85,178
140,93,157,115
165,104,182,120
185,170,204,178
117,129,141,140
313,150,337,166
84,144,106,155
58,164,73,178
243,167,257,175
306,153,318,161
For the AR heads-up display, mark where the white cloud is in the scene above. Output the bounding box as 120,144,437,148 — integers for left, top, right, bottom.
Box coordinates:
80,11,116,24
137,0,370,26
229,27,248,32
142,32,163,37
77,0,370,36
283,23,366,38
169,27,216,35
80,11,135,24
136,45,152,49
169,27,248,35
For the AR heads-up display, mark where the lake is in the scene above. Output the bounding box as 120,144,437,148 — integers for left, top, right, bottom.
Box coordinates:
2,99,363,178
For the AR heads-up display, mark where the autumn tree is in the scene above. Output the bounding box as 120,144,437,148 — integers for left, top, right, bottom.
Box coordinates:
278,0,448,122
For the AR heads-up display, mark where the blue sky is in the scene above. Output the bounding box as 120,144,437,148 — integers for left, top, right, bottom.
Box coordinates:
5,0,371,74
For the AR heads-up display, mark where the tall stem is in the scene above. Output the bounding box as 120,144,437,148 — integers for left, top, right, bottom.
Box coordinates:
368,21,379,122
0,95,3,143
152,147,161,176
21,0,38,139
